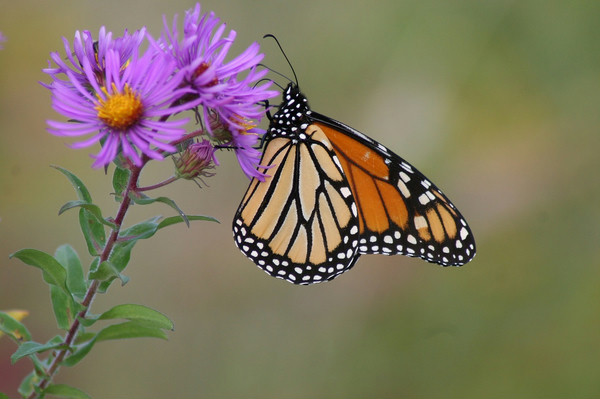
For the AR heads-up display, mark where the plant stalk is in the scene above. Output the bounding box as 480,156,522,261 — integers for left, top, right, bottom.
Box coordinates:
28,164,143,398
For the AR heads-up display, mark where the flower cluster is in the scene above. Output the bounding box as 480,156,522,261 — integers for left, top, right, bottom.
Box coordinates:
44,3,278,179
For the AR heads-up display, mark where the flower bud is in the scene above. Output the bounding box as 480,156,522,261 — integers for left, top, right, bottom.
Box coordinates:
207,110,233,143
174,140,217,181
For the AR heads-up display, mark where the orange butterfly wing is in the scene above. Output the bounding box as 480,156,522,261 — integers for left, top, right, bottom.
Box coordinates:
312,114,475,266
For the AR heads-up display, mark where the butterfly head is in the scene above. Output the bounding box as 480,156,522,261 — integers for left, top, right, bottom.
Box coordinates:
268,83,312,135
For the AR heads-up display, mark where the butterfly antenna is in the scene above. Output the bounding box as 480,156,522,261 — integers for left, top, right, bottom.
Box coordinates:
256,65,292,87
254,75,285,91
263,34,299,86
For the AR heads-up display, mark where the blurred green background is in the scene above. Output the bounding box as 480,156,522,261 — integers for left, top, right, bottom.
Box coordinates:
1,0,599,397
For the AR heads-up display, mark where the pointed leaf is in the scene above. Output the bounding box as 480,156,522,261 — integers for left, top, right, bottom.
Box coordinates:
44,384,90,399
119,217,161,240
131,193,189,226
98,304,174,330
11,336,65,363
96,321,168,342
112,166,130,197
61,338,96,367
79,208,106,256
10,249,69,295
50,285,73,330
55,245,87,301
63,321,168,367
157,214,219,230
51,165,92,203
0,311,32,342
59,201,116,229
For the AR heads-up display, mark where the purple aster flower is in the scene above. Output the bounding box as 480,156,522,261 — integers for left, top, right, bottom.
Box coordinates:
151,3,278,180
44,26,146,88
0,32,6,50
46,45,195,168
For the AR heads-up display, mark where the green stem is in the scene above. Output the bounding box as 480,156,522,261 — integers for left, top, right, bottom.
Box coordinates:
28,164,144,399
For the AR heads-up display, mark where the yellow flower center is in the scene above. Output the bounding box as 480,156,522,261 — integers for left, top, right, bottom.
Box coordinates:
235,116,258,136
96,83,143,130
238,117,256,130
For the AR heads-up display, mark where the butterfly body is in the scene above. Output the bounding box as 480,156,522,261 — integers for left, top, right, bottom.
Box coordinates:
233,83,475,285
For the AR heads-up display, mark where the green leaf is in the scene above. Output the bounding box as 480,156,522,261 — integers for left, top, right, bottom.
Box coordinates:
79,208,106,256
61,339,95,367
44,384,90,399
98,304,174,330
0,392,10,399
0,311,32,342
157,214,219,230
11,336,64,363
112,166,131,197
17,370,39,398
51,165,92,203
96,321,168,342
50,246,86,329
59,200,116,229
131,193,189,227
50,285,73,330
120,217,161,240
55,244,87,301
63,321,168,367
10,249,69,295
88,261,128,286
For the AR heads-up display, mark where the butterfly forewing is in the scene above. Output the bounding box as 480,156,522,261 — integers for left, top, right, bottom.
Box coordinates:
233,83,476,285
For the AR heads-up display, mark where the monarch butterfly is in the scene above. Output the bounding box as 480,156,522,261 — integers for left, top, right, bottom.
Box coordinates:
233,82,476,285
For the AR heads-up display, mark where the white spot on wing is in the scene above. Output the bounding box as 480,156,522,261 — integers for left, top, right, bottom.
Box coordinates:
460,227,469,240
398,181,410,198
414,216,428,230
